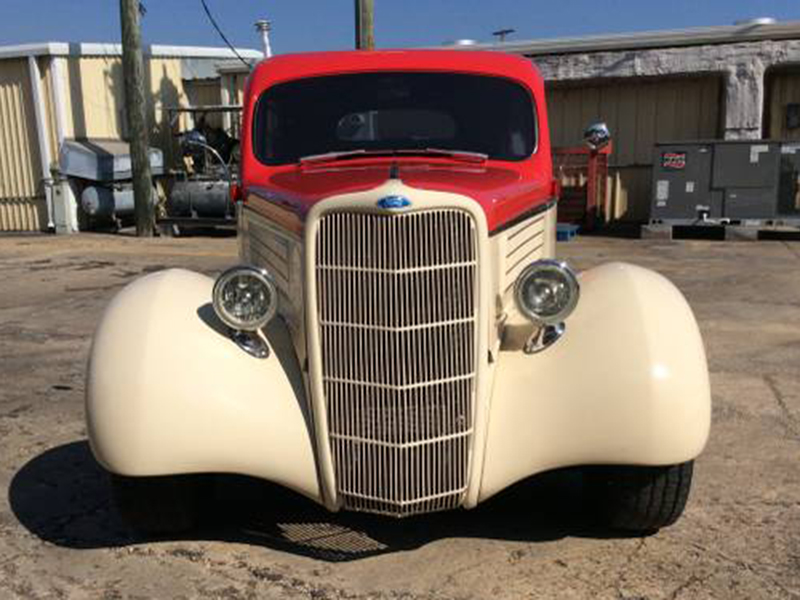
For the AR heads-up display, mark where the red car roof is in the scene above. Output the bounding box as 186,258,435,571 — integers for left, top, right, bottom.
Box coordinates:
246,49,544,94
240,50,554,233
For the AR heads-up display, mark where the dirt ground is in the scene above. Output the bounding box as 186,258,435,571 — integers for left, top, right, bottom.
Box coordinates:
0,230,799,599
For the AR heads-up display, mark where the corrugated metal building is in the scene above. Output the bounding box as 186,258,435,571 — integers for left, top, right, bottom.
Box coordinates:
0,43,260,232
546,77,723,221
456,20,800,221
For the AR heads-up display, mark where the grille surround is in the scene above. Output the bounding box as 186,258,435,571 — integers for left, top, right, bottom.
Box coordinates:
310,208,481,517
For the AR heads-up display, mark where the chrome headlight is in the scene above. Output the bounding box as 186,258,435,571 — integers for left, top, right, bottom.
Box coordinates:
514,260,580,325
212,266,277,331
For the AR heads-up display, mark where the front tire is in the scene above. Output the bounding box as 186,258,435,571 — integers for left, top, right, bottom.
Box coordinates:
584,461,694,532
110,474,212,535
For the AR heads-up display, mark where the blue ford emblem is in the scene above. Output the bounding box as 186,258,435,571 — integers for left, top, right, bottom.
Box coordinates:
377,195,411,210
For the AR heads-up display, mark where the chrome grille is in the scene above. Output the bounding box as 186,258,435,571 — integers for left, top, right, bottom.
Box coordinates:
314,209,478,516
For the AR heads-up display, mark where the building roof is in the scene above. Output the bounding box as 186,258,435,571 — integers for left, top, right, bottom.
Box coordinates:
0,42,262,60
449,20,800,56
216,58,260,74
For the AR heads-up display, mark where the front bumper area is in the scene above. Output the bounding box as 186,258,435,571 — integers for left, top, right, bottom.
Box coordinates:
480,262,711,502
86,269,322,503
86,232,710,517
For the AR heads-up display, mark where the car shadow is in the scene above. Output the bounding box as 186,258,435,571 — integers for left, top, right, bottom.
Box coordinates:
8,441,640,562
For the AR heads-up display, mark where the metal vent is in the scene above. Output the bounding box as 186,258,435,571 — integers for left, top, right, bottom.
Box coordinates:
314,209,478,516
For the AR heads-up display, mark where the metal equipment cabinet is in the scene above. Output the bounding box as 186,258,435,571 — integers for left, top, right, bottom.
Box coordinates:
650,140,800,223
650,143,716,221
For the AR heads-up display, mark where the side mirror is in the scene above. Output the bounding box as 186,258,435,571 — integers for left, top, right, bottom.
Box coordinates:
584,122,611,151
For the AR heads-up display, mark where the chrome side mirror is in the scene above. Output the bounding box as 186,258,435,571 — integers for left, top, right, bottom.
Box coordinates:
584,122,611,151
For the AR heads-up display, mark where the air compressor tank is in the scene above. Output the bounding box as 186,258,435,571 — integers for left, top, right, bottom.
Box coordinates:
80,185,156,219
167,180,232,218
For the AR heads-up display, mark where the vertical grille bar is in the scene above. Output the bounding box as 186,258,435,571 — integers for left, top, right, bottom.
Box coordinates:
314,209,478,517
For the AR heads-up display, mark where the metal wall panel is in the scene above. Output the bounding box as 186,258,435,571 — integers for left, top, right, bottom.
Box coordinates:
63,56,126,139
61,56,194,171
184,79,222,128
185,79,221,107
767,69,800,140
220,72,248,106
0,53,231,231
63,56,190,142
0,58,44,231
40,58,60,167
548,76,721,220
147,58,190,151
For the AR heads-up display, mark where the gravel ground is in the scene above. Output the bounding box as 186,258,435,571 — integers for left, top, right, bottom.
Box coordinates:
0,231,799,599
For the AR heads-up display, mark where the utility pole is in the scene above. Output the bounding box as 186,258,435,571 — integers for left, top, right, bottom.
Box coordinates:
354,0,374,50
120,0,154,236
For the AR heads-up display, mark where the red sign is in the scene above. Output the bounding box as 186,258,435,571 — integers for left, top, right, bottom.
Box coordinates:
662,152,686,170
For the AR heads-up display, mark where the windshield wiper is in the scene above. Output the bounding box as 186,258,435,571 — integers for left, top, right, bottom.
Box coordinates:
299,149,389,164
395,148,488,163
298,147,489,165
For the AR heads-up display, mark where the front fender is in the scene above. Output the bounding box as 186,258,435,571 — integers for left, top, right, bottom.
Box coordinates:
86,269,321,503
479,262,711,502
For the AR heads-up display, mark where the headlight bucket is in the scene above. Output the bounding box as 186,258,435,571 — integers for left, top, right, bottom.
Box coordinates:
514,260,580,325
212,265,278,331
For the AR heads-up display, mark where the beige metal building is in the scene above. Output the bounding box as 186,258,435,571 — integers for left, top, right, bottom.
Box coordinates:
459,20,800,221
0,42,260,232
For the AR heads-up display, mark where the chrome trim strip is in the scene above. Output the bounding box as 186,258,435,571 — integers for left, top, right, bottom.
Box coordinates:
489,197,557,236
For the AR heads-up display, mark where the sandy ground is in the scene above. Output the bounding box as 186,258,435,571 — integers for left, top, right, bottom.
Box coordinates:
0,231,799,599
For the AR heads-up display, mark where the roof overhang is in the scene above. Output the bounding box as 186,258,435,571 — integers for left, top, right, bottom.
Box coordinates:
0,42,262,61
447,20,800,56
216,58,259,74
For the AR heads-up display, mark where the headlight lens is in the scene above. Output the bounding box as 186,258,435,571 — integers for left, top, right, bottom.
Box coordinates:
514,260,579,325
212,266,277,331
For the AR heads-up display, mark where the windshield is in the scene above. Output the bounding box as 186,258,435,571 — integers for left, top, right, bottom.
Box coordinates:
253,72,536,165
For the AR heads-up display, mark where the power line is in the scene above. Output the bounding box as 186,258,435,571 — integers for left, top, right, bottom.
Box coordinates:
199,0,252,69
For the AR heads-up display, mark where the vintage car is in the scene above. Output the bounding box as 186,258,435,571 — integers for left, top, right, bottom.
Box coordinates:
86,50,711,534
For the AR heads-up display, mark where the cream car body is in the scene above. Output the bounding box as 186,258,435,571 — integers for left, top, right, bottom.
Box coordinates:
86,49,710,530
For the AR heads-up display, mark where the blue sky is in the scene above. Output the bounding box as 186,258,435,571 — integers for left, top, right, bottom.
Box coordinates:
1,1,799,53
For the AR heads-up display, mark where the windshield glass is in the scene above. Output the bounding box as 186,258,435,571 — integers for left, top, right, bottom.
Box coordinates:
253,72,536,165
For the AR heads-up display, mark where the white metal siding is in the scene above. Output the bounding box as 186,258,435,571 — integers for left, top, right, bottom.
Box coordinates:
0,58,44,231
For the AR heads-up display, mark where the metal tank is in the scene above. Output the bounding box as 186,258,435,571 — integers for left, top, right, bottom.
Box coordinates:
59,139,164,227
167,179,231,218
80,184,157,219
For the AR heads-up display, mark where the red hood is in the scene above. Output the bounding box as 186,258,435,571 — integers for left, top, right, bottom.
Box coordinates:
246,160,554,232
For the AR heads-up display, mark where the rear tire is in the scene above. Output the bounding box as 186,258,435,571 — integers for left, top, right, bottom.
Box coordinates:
584,461,694,532
110,474,212,535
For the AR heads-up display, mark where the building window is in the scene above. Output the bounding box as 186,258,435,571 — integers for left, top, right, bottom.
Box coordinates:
786,103,800,131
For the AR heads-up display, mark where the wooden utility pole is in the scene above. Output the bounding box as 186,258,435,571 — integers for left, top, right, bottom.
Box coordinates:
355,0,374,50
120,0,154,236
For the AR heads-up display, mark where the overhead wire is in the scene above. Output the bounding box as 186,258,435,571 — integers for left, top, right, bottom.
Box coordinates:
199,0,252,69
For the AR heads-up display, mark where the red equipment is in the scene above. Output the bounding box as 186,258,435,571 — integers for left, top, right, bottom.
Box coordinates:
553,142,612,230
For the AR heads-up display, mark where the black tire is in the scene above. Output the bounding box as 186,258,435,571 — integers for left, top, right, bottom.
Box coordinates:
110,473,212,535
584,461,694,532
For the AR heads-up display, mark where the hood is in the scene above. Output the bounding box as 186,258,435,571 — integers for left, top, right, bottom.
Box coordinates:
247,161,554,233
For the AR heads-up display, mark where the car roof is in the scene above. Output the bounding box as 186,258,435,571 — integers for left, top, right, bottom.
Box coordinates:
246,49,543,93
